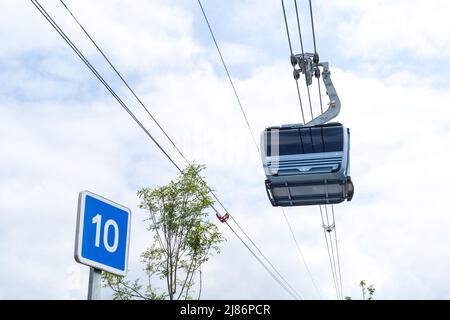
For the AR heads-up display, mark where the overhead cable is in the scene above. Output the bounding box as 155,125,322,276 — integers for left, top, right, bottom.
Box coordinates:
199,0,321,298
32,0,300,299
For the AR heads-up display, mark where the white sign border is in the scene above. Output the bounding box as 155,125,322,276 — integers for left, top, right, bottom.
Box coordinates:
74,190,131,276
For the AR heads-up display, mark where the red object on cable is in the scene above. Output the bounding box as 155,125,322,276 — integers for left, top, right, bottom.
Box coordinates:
216,212,230,223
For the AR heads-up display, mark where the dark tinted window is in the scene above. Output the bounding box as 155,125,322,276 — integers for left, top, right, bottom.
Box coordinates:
323,126,343,152
300,128,313,153
311,127,324,152
266,124,343,156
266,130,271,155
279,129,302,155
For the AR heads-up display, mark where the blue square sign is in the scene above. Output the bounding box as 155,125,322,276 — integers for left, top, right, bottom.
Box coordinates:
74,191,131,276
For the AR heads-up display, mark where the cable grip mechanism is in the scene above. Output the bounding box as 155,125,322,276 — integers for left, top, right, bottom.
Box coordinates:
290,52,341,126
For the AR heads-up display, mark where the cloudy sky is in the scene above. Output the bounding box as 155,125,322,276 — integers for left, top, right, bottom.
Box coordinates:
1,0,450,300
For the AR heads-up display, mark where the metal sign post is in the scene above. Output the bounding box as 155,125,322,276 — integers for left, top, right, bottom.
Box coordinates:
88,267,102,300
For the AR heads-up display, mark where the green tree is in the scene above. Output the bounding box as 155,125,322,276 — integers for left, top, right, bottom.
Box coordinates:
360,280,367,300
360,280,376,300
103,163,225,300
366,284,376,300
344,280,376,300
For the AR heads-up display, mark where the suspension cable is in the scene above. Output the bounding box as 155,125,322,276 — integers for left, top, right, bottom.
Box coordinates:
33,0,300,299
226,213,303,299
306,0,324,115
281,0,293,56
281,0,306,123
30,0,182,174
331,205,344,299
307,0,344,298
282,0,341,299
324,205,341,299
293,0,305,54
199,0,321,298
283,0,345,299
197,0,260,154
59,0,235,218
320,206,340,299
282,208,323,299
225,223,300,299
59,0,190,166
295,81,306,124
197,0,308,295
293,0,314,120
308,0,318,55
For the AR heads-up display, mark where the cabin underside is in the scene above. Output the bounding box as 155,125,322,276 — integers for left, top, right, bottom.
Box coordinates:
265,178,353,207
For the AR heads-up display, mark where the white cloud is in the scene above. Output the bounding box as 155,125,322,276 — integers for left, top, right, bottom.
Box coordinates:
316,0,450,61
61,0,203,72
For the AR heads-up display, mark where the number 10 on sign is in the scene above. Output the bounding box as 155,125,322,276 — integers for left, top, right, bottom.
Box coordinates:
92,214,119,253
75,190,131,276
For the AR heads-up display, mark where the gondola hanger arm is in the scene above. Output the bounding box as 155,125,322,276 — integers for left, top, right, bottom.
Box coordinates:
291,53,341,126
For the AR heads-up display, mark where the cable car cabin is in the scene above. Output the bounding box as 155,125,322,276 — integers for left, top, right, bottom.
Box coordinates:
261,122,354,207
